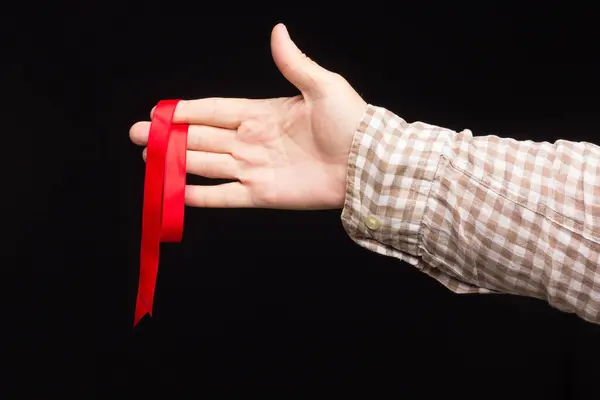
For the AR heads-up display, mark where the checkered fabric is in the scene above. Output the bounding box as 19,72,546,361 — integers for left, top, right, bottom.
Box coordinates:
341,104,600,324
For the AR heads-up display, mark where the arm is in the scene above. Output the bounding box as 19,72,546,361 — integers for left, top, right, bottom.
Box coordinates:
130,25,600,324
341,104,600,324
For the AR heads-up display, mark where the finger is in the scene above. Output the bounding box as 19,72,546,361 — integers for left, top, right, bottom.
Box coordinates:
172,98,270,128
270,23,329,97
185,182,252,208
130,121,151,146
141,148,237,179
131,121,236,153
187,125,236,153
186,151,238,179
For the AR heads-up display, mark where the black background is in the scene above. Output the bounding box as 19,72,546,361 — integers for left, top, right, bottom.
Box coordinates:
6,3,600,398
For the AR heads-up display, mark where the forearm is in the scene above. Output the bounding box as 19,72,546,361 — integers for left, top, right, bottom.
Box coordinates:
342,104,600,324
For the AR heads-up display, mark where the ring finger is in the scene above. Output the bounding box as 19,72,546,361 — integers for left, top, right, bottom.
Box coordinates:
186,151,238,179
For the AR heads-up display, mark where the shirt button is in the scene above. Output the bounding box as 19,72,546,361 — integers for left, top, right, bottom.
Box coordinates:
363,215,382,230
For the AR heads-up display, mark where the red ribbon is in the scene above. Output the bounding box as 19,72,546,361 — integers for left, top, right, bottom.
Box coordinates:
134,100,188,326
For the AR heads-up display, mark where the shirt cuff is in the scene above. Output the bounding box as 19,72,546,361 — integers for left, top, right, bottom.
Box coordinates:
341,104,440,266
340,105,493,294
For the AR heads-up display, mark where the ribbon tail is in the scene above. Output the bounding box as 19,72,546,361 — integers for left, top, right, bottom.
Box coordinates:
133,100,186,328
133,306,146,327
134,293,150,326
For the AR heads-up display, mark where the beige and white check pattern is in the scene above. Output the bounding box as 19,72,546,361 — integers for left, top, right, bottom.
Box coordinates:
341,105,600,324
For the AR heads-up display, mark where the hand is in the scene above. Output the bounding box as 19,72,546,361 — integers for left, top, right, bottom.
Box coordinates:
129,23,367,210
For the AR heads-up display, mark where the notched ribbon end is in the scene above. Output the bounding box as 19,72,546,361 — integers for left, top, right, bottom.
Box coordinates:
134,294,152,326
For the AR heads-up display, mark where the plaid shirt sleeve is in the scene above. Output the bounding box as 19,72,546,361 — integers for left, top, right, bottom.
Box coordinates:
341,104,600,324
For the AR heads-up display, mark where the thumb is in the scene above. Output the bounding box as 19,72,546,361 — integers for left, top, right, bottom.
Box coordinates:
271,23,330,97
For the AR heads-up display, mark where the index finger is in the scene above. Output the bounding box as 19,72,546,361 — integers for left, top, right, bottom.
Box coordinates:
152,98,271,129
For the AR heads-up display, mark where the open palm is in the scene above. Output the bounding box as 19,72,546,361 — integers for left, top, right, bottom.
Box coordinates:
130,24,366,210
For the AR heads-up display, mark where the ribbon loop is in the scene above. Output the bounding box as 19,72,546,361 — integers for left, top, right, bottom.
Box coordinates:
134,100,188,326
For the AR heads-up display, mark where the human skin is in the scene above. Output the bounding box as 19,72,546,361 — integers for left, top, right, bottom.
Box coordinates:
129,23,367,210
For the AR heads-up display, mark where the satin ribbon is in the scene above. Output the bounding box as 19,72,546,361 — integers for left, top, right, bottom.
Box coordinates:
134,100,188,326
